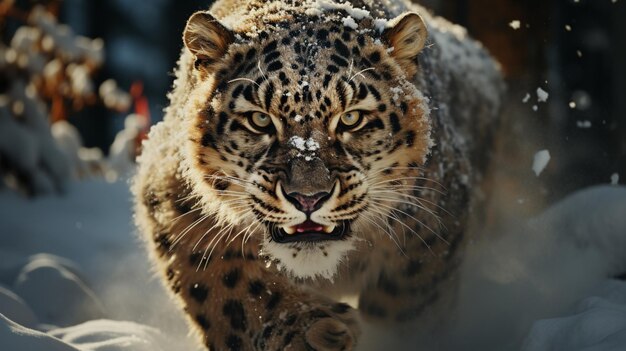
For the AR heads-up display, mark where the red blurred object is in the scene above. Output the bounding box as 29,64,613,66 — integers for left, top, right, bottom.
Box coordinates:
130,81,151,153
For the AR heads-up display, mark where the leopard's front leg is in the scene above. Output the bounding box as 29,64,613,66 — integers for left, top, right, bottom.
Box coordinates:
142,196,360,351
169,237,359,350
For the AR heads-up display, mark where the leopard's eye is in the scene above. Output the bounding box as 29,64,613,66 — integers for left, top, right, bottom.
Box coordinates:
250,112,272,129
339,111,362,129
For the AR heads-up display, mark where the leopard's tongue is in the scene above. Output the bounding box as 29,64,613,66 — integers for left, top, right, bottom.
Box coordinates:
295,220,324,233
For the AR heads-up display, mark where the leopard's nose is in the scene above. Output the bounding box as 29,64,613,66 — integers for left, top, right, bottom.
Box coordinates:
284,191,330,214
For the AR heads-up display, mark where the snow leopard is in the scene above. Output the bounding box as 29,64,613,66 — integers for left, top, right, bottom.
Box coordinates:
133,0,503,350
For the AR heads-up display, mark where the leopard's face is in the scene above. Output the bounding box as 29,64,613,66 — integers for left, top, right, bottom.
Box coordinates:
183,11,431,279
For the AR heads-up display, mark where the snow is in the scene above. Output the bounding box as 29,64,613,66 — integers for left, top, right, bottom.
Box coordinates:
390,86,403,103
523,93,531,103
532,150,551,176
342,16,358,29
314,0,371,20
522,280,626,351
106,114,146,181
0,179,198,350
537,87,549,102
577,120,592,128
0,86,70,195
611,173,620,185
449,186,626,351
373,18,388,33
289,136,320,152
509,20,521,30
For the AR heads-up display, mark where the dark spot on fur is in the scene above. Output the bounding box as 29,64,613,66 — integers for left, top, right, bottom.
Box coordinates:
243,85,254,102
369,51,381,63
223,299,247,331
264,51,280,63
316,29,329,41
323,74,332,88
285,314,297,325
400,102,408,114
389,112,401,133
267,61,283,72
283,331,297,347
226,334,242,350
263,324,274,338
189,283,209,303
233,52,243,64
189,252,202,266
266,292,281,310
195,314,211,329
154,232,171,251
330,54,348,67
166,268,175,281
378,273,400,296
367,84,381,100
264,82,275,110
262,40,278,54
357,34,365,46
222,249,244,260
223,268,241,289
231,84,244,99
217,112,228,135
405,260,421,276
405,130,416,147
334,39,350,58
249,280,265,296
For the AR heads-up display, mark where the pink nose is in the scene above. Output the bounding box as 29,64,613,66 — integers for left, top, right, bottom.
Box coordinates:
288,192,329,213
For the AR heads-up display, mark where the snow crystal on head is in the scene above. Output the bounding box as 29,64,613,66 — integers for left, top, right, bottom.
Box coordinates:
373,18,389,32
313,0,371,20
289,136,320,161
342,16,358,29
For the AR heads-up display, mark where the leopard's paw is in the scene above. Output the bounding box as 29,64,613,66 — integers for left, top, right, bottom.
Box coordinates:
305,316,356,350
255,302,360,351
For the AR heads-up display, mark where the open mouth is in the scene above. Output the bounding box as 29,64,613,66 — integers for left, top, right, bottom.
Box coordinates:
270,220,350,243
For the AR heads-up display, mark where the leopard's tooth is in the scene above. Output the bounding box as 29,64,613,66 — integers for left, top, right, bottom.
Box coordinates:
282,225,296,235
323,224,336,233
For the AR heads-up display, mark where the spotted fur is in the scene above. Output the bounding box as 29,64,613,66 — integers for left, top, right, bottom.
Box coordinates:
133,1,503,350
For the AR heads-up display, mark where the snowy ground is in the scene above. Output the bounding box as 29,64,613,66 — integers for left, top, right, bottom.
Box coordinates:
1,179,625,350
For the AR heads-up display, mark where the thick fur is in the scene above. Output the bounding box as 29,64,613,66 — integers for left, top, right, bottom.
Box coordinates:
132,1,503,350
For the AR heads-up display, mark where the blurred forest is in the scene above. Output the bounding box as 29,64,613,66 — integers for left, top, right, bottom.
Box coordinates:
1,0,624,217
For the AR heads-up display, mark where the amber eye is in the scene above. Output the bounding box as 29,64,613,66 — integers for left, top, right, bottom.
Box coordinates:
339,111,362,129
249,112,272,129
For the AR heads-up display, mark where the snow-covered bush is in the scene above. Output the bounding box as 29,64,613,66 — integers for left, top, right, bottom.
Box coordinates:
0,3,133,194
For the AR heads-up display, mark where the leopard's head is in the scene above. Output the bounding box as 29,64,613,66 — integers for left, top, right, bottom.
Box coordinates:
182,8,432,279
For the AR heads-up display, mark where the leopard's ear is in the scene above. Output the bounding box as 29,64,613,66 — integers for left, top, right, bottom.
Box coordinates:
382,12,428,77
183,11,235,70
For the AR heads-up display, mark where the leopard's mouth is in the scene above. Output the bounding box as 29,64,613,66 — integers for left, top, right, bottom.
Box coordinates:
269,220,350,243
